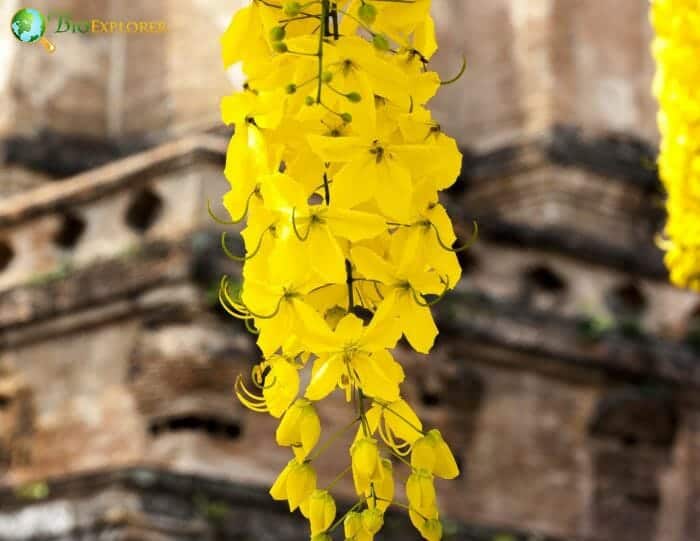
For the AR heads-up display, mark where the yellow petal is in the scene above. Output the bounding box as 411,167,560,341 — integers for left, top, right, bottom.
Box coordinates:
287,462,317,511
352,353,400,402
305,354,344,401
428,429,460,480
309,225,347,284
327,208,386,242
351,246,396,284
270,459,295,501
399,293,438,354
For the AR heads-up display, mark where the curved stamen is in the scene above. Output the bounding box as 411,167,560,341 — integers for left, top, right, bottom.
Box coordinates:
207,187,258,225
235,375,268,412
378,415,412,457
245,317,260,334
292,207,312,241
221,226,270,262
219,278,253,321
410,275,450,307
430,220,478,253
221,279,286,320
440,55,467,85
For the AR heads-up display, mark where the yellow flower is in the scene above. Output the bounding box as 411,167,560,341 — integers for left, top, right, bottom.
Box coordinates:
262,356,300,417
276,398,321,460
367,458,394,512
361,508,384,536
411,429,460,480
352,238,443,353
270,459,317,511
295,294,403,401
406,469,436,512
350,437,383,494
300,489,336,535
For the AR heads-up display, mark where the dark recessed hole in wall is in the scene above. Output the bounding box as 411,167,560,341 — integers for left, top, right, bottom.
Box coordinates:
420,390,442,408
524,264,567,292
0,240,13,273
607,282,647,316
53,212,86,249
125,188,163,233
149,415,242,441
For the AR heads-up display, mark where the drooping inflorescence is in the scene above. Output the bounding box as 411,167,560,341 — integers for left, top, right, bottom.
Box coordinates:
652,0,700,291
218,1,470,539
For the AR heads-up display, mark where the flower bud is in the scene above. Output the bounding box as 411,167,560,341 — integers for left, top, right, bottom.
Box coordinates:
421,519,443,541
276,398,321,460
270,25,286,41
345,92,362,103
351,438,382,493
283,1,301,16
322,71,333,83
340,112,353,123
286,83,297,94
344,511,363,538
302,489,336,535
411,429,459,480
358,2,377,25
361,508,384,535
369,459,394,512
286,461,317,511
406,469,436,511
272,41,288,53
372,34,390,51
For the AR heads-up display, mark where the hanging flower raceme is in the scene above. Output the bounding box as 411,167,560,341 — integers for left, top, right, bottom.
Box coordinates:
652,0,700,291
218,1,470,539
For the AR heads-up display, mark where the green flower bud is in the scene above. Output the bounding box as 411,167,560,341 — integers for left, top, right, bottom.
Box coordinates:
283,1,302,16
358,2,377,25
270,25,286,41
286,83,297,94
340,112,353,123
305,96,316,106
372,33,390,51
345,92,362,103
272,41,288,53
321,71,333,83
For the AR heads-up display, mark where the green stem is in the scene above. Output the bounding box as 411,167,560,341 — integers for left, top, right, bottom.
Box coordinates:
325,464,352,491
346,259,355,311
316,0,330,103
328,500,365,532
308,416,359,462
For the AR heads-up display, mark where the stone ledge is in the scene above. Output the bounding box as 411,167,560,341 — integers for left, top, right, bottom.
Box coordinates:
441,291,700,390
0,467,566,541
0,134,227,229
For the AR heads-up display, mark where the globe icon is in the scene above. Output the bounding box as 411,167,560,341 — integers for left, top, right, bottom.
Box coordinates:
11,8,54,52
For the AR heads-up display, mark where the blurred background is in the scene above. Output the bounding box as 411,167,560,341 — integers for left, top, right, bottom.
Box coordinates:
0,1,698,540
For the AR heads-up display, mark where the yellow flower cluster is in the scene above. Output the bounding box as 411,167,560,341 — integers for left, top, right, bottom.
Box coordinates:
217,1,469,539
652,0,700,290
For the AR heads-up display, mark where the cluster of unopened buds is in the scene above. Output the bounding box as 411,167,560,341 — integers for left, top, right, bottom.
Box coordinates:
216,1,473,539
652,0,700,291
